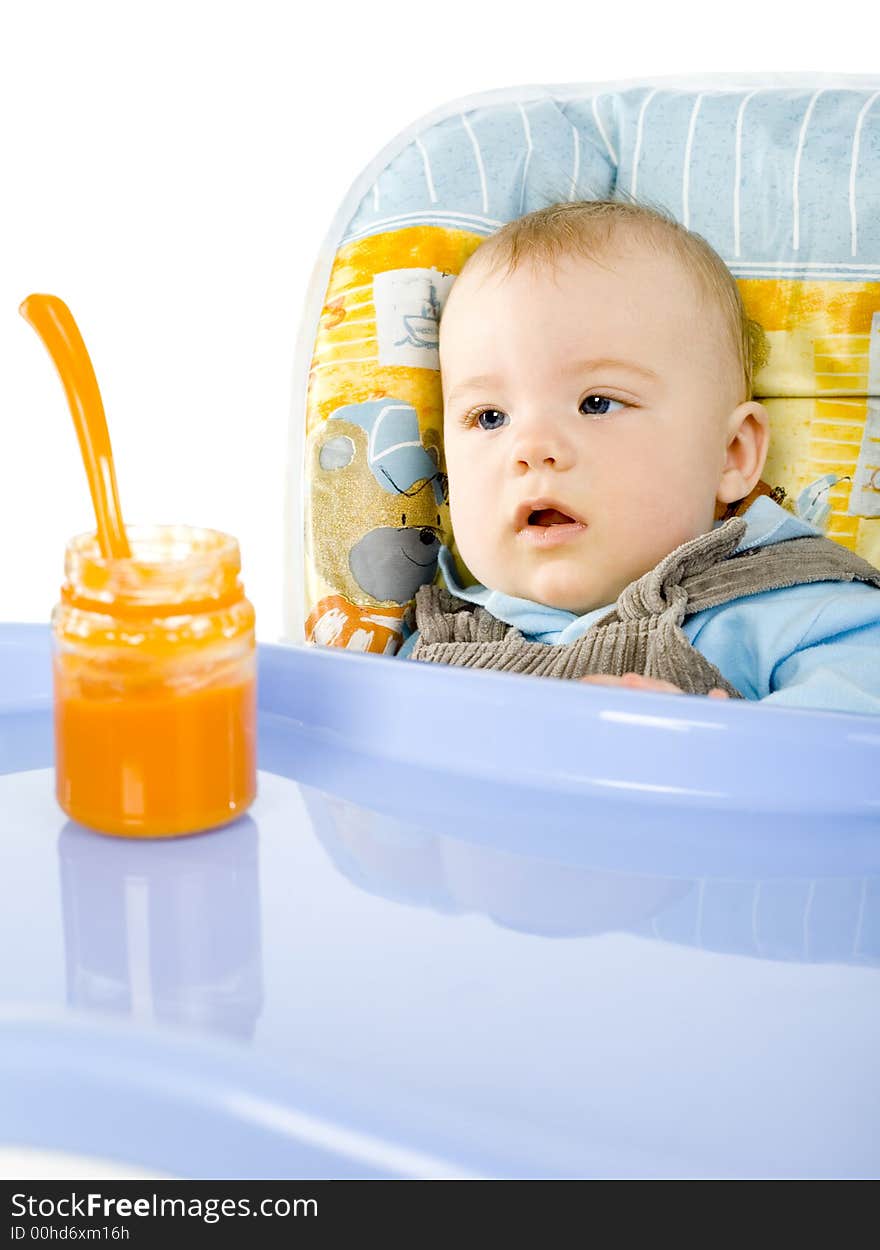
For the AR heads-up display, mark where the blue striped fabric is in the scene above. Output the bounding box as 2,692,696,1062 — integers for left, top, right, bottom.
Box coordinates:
342,84,880,281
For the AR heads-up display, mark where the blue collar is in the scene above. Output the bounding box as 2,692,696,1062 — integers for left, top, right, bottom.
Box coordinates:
437,496,821,645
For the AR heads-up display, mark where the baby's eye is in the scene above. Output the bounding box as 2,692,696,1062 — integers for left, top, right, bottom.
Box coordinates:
579,394,626,418
472,407,509,431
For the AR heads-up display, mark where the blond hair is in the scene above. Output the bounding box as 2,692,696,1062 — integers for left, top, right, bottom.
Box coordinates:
456,198,769,403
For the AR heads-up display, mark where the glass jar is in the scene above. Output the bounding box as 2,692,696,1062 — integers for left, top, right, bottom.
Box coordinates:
52,525,256,837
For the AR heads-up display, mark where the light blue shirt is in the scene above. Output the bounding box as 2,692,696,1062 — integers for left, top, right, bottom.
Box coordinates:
397,497,880,715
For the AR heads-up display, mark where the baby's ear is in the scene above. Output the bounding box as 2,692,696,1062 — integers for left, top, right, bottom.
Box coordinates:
716,401,771,507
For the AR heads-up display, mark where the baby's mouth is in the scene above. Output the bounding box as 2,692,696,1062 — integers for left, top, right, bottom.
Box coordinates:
515,498,588,533
528,508,576,527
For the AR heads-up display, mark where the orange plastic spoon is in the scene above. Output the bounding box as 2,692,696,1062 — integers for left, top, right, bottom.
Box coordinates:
20,294,131,559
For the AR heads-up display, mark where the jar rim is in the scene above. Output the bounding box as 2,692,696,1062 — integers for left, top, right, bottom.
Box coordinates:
63,525,243,611
67,524,240,567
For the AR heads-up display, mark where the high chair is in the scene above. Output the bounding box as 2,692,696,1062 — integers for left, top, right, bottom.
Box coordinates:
281,73,880,815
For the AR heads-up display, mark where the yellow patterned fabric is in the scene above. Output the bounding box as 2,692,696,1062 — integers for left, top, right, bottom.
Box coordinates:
748,279,880,568
304,228,479,652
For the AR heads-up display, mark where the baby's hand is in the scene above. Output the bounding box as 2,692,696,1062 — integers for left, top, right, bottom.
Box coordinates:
579,672,730,699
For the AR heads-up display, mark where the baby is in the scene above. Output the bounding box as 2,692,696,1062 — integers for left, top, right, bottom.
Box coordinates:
398,200,880,714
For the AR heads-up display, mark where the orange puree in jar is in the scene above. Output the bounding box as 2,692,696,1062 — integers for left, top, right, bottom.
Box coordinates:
52,526,256,837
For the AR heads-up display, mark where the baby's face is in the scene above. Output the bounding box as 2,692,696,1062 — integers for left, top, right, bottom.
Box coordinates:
440,242,755,614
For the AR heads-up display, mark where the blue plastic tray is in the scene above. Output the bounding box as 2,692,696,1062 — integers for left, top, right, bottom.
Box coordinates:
1,623,878,1179
5,622,880,818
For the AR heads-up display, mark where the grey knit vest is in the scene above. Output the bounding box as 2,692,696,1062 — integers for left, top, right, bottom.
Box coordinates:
410,517,880,697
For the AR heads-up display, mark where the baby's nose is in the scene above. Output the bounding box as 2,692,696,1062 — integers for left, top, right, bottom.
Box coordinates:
517,450,559,469
512,425,571,471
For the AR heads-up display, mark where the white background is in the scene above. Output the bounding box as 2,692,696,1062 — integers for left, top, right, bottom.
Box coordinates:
0,0,872,640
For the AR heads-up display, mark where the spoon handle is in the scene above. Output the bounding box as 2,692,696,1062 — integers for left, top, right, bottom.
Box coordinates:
20,294,130,559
